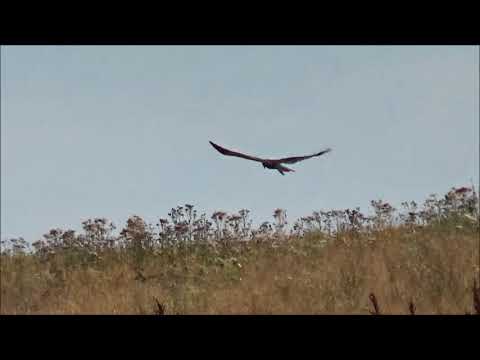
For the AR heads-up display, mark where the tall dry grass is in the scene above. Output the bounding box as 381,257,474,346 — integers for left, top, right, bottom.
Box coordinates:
1,186,479,314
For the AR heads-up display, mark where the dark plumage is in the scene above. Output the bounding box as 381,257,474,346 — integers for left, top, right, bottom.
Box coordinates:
209,141,332,175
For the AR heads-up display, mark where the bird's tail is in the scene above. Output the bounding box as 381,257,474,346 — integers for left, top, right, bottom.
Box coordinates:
277,165,295,175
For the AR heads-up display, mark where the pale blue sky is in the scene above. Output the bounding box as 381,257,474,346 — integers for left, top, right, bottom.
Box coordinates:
1,46,478,242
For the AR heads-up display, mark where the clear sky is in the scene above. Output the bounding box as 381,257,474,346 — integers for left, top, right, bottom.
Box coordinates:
1,46,479,242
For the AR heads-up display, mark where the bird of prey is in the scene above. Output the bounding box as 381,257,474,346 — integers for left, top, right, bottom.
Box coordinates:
209,141,332,175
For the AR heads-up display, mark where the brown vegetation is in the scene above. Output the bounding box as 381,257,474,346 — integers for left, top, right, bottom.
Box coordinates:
1,186,479,314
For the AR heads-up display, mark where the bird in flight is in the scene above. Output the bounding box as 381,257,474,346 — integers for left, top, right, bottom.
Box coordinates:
209,141,332,175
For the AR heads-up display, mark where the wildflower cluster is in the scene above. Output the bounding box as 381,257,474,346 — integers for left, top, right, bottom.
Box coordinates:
2,186,478,260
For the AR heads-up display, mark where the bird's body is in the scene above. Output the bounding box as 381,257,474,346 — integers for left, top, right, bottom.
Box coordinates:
209,141,331,175
261,161,295,175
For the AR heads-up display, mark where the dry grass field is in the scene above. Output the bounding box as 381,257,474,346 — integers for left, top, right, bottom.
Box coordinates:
1,186,479,314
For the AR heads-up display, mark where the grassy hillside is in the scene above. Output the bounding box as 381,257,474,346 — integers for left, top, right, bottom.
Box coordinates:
1,186,479,314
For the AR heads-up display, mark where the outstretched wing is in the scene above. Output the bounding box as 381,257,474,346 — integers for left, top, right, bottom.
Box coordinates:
277,148,332,164
209,141,264,162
